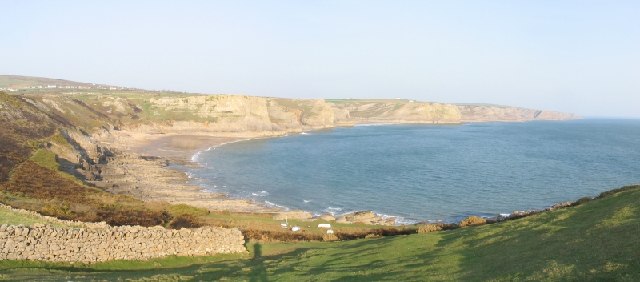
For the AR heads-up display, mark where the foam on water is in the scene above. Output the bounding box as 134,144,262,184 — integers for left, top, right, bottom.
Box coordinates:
323,207,343,216
265,201,289,210
251,191,269,197
190,151,201,162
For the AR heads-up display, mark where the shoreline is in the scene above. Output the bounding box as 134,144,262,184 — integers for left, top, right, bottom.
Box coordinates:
93,132,285,213
94,127,405,225
93,121,625,226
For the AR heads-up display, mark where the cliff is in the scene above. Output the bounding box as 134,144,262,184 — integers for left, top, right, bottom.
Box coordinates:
1,75,577,139
457,104,578,122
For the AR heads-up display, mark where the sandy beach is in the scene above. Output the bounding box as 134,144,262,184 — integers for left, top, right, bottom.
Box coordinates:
92,132,283,213
130,135,243,163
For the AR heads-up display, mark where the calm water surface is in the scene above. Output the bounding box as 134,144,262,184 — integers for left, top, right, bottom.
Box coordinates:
188,120,640,223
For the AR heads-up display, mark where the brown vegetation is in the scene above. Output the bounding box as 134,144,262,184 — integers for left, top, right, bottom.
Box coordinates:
243,229,324,242
416,223,459,233
0,92,57,181
168,214,204,229
334,228,417,240
0,160,194,228
322,234,339,241
417,223,443,233
459,216,487,227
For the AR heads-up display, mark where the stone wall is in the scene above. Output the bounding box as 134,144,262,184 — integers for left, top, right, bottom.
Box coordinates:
0,224,246,262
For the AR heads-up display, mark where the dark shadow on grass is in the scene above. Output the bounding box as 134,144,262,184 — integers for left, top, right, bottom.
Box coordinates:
250,243,268,282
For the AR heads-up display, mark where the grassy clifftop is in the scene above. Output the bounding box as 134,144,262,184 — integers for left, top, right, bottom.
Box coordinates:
2,185,638,280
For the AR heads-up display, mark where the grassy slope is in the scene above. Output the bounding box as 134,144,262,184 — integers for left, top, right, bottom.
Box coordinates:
1,185,638,281
0,208,56,227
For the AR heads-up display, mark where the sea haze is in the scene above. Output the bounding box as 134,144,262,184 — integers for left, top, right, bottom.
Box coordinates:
188,120,640,223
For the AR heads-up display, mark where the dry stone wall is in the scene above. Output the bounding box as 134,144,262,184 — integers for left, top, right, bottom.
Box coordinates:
0,224,246,262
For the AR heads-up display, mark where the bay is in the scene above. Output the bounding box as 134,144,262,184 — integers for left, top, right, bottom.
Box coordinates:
189,119,640,223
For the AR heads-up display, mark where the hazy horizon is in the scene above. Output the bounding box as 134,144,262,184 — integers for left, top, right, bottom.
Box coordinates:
2,1,639,118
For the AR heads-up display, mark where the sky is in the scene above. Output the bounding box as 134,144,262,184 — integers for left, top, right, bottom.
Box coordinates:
1,1,639,117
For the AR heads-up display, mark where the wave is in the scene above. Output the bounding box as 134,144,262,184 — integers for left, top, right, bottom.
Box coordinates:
191,145,216,162
190,151,202,162
303,199,311,203
380,214,419,225
323,207,343,215
251,190,269,197
264,201,289,211
190,138,251,164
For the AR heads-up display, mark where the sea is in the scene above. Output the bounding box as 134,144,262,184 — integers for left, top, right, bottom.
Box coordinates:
186,119,640,224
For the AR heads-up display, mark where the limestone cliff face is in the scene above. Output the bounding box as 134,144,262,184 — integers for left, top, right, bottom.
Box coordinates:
139,95,337,134
134,96,464,135
133,96,577,136
150,95,273,132
6,90,578,142
268,98,336,130
331,100,461,124
456,104,578,122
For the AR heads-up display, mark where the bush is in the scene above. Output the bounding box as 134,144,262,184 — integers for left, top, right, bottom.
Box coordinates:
242,229,323,242
574,197,592,205
322,234,339,241
169,214,203,229
96,205,170,227
459,216,487,227
418,224,443,233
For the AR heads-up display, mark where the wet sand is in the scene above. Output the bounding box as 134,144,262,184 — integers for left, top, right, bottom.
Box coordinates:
130,135,243,163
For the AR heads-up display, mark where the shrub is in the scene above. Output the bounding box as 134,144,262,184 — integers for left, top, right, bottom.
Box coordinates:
169,214,203,229
242,229,323,242
322,234,339,241
40,201,74,219
459,216,487,227
96,205,169,227
574,197,592,205
417,224,443,233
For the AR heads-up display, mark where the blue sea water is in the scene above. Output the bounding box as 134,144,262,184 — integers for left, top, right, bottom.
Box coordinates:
188,120,640,223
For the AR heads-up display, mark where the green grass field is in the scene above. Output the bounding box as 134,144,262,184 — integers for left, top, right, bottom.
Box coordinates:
1,185,638,281
0,207,58,227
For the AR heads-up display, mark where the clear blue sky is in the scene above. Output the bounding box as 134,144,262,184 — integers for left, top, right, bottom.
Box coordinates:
2,1,639,117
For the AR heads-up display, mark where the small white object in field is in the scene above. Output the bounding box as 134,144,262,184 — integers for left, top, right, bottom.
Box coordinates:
318,223,331,229
291,226,300,232
326,229,334,234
